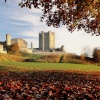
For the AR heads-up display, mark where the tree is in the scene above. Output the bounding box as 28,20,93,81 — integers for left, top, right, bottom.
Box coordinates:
7,43,20,55
6,0,100,35
93,48,100,62
82,46,92,58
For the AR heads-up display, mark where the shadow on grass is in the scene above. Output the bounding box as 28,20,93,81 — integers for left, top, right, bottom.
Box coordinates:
0,66,7,71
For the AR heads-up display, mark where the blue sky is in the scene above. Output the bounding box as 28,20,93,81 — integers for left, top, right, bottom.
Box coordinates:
0,0,100,55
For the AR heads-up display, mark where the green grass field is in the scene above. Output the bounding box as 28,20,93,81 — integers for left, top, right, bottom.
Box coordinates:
0,61,100,74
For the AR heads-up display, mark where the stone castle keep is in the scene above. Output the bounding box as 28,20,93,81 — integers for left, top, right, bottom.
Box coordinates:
39,31,55,51
0,31,65,54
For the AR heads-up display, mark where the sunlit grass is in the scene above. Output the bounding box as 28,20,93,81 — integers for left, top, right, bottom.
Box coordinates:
0,61,100,74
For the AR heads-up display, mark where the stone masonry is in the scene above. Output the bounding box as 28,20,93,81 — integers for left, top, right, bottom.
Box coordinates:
39,31,55,51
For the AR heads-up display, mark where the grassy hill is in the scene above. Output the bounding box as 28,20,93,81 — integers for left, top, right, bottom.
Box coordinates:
0,52,43,62
0,53,100,74
0,53,27,62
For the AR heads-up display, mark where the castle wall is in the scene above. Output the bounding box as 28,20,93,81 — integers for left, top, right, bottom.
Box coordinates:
0,45,3,53
11,39,17,44
19,47,33,54
26,48,33,54
0,45,7,54
17,39,27,48
33,51,66,55
11,38,27,49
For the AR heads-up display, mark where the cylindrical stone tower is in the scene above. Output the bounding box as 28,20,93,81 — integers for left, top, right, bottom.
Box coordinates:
6,34,11,46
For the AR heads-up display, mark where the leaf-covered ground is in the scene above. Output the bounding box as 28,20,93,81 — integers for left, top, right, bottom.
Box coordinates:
0,71,100,99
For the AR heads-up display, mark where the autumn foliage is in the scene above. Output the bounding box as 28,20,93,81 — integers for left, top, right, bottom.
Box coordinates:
18,0,100,35
35,54,84,63
7,43,20,55
93,48,100,63
0,71,100,99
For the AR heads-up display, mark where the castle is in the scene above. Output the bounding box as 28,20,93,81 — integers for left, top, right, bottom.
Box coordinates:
0,31,65,54
0,34,33,54
39,31,55,51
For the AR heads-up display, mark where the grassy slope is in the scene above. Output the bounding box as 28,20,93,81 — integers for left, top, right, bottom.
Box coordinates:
0,61,100,74
0,53,100,74
0,53,43,62
20,52,43,59
0,53,27,62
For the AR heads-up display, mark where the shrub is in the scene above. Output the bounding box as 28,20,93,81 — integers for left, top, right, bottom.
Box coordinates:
7,43,20,56
61,53,80,63
35,55,61,63
35,53,87,64
80,54,85,60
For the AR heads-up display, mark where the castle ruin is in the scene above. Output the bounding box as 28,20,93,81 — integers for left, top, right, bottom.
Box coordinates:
0,34,33,54
0,44,7,54
0,31,65,54
11,38,27,51
6,34,11,46
39,31,55,51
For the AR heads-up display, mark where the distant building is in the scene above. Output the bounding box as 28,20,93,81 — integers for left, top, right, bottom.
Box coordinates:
0,34,33,54
6,34,11,46
39,31,55,51
11,38,27,51
0,32,65,54
0,44,7,54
